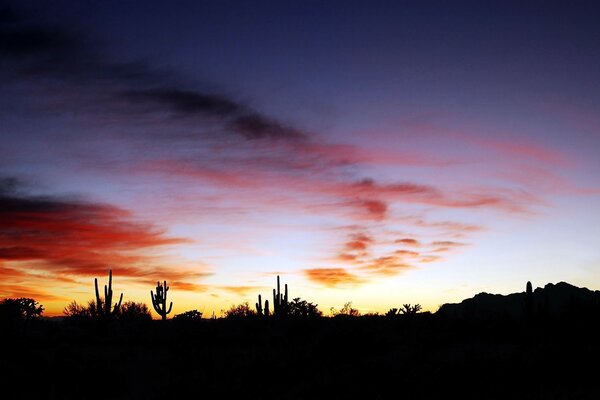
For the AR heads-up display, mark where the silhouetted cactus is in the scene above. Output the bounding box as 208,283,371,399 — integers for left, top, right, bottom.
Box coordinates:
525,281,534,320
400,304,421,315
94,269,123,318
151,280,173,321
272,275,289,317
256,294,270,316
386,308,399,317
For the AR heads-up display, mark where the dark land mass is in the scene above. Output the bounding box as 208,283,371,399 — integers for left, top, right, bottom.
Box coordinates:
2,282,600,399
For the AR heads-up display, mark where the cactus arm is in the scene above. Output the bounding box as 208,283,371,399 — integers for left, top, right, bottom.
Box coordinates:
256,294,263,315
94,278,102,312
114,292,123,313
166,302,173,315
151,290,161,314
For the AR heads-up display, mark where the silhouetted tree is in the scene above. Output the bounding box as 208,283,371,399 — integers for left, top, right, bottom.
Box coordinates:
94,269,123,318
63,300,94,319
331,301,360,317
118,301,152,322
151,280,172,321
0,298,43,321
224,302,256,318
287,297,322,318
174,310,203,321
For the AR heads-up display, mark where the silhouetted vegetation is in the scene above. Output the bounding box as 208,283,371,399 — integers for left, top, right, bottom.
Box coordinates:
63,300,95,319
0,297,43,321
94,269,123,318
224,301,256,318
331,301,360,317
387,303,422,316
287,297,322,318
117,301,152,322
3,280,600,399
150,280,172,320
255,293,270,316
173,309,203,321
272,274,289,317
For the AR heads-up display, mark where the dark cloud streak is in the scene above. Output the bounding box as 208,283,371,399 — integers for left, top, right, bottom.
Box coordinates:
0,1,307,142
121,88,306,140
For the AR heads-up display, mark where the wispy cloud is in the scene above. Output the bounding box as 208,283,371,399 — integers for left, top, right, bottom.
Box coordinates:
304,268,364,287
395,238,421,247
0,177,210,293
2,1,587,299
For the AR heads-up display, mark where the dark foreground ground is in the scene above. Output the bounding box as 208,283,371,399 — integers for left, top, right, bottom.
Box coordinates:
2,313,599,399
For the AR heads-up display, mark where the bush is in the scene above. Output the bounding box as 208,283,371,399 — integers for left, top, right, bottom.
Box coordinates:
0,298,44,321
224,302,255,318
118,301,152,322
174,309,203,321
63,300,95,318
288,297,322,318
331,302,360,317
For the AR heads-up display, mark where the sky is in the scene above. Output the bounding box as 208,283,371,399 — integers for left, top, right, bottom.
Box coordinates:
1,0,600,317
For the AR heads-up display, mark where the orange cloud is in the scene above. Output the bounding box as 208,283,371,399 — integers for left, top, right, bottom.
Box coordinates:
0,284,67,302
220,286,261,296
0,184,206,297
361,256,413,276
420,255,442,263
395,238,421,247
395,250,420,257
304,268,364,286
431,241,466,247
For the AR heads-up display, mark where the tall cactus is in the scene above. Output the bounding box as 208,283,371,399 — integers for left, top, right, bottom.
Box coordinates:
151,280,173,321
256,294,270,316
272,275,289,317
525,281,534,320
94,269,123,318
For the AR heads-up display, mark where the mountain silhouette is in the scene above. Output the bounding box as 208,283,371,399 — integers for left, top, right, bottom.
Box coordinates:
437,281,600,319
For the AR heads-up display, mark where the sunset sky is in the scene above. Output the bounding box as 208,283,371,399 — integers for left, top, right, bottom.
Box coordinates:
1,0,600,317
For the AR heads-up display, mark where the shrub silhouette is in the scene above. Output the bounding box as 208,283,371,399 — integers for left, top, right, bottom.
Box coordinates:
387,304,422,316
151,280,173,321
63,300,95,319
400,304,422,315
118,301,152,322
386,308,399,317
174,310,203,321
331,301,360,317
287,297,322,318
0,298,43,321
94,269,123,318
224,302,256,318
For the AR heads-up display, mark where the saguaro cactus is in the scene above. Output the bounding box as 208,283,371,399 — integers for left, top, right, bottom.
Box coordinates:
94,269,123,318
525,281,534,319
272,275,289,317
151,280,173,321
256,294,270,316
